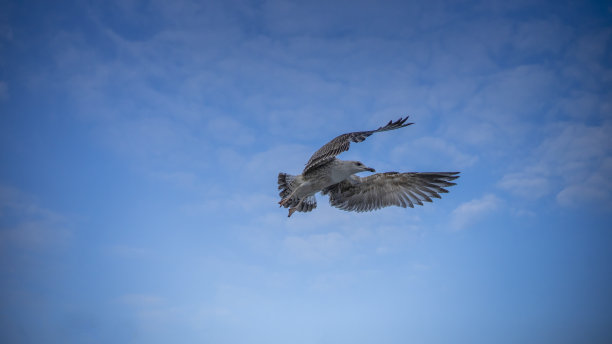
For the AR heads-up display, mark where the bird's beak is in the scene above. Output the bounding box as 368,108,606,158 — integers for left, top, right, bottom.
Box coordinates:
366,167,376,172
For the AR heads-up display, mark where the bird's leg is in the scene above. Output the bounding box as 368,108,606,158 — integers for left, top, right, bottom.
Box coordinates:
288,207,298,217
279,197,290,207
287,199,304,217
279,188,299,207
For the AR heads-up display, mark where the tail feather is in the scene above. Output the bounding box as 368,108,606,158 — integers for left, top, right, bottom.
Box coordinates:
278,172,317,213
278,172,297,199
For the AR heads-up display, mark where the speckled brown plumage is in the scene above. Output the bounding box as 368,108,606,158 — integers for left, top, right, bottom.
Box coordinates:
278,116,459,217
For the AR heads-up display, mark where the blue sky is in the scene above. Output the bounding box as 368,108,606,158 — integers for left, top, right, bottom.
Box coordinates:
1,0,611,343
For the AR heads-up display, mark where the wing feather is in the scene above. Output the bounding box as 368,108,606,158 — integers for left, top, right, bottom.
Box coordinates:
302,117,413,174
323,172,460,212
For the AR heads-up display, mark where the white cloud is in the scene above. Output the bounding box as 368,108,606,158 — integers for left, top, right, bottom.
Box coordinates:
556,156,612,208
0,185,71,250
231,199,427,265
183,192,278,216
150,170,203,189
392,136,478,169
512,18,572,56
108,245,149,258
498,122,612,208
283,232,349,262
206,117,255,145
498,171,551,199
441,65,558,150
450,194,501,230
241,144,312,185
489,26,612,209
120,293,164,307
118,292,188,334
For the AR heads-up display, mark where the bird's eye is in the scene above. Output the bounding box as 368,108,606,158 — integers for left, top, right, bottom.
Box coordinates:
357,162,362,166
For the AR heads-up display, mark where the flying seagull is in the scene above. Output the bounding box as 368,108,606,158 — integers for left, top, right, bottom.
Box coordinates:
278,116,460,217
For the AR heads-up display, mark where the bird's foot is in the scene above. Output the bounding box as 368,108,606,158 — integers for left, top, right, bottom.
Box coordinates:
279,198,288,207
288,207,297,217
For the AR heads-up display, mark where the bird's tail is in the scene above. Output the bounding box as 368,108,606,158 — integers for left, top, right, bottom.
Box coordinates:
278,172,298,207
278,172,317,213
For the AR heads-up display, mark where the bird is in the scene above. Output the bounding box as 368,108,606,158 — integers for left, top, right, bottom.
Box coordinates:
278,116,460,217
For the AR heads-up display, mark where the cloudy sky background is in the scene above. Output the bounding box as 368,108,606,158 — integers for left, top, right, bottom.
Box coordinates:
1,0,611,343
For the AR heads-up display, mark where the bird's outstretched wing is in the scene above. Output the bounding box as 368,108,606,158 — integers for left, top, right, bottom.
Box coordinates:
302,117,413,174
322,172,460,212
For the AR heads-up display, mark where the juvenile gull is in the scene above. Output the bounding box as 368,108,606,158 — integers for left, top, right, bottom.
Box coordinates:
278,116,460,217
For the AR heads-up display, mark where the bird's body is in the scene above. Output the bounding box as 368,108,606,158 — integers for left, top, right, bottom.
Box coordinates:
280,159,370,209
305,159,372,190
278,117,459,217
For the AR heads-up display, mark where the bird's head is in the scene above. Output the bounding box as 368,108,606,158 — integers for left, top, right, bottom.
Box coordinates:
351,161,376,173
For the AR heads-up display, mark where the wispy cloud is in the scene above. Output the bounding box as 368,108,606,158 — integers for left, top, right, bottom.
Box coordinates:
230,199,426,264
499,122,612,208
3,1,611,342
392,136,478,170
206,117,255,146
450,194,501,230
107,244,149,258
556,156,612,208
498,171,551,200
0,185,71,250
283,232,349,262
120,293,164,308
